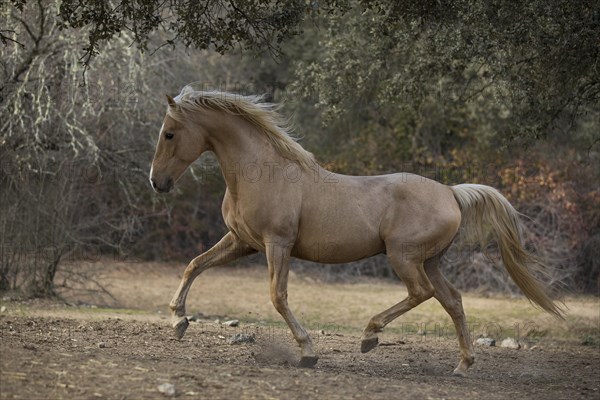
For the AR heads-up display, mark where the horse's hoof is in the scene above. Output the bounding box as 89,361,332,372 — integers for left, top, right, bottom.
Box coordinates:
298,355,319,368
452,368,467,377
173,317,189,340
361,337,379,353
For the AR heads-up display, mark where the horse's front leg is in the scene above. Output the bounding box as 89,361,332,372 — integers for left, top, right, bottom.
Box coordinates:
265,241,318,368
169,231,256,339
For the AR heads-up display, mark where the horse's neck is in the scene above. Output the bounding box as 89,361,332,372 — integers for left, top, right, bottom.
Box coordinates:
207,115,284,192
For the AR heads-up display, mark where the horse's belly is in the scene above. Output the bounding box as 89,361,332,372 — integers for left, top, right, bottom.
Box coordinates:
292,194,386,262
291,235,385,263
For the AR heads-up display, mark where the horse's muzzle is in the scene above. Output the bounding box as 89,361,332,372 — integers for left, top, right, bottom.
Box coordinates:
150,177,173,193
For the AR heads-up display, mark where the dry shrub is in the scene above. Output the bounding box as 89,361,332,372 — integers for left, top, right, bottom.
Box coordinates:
441,146,599,295
0,0,156,295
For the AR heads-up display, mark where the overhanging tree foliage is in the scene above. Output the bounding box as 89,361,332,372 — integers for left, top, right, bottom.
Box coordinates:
55,0,304,62
4,0,596,141
293,0,599,144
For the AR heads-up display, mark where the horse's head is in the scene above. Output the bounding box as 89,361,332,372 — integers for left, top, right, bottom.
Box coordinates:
150,95,211,193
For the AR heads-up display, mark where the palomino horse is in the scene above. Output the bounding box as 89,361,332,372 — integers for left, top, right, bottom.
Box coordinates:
150,86,563,375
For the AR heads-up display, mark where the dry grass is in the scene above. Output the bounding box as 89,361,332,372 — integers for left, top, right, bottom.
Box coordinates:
38,261,597,346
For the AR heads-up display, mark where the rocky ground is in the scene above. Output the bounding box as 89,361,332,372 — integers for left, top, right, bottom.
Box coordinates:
0,263,598,399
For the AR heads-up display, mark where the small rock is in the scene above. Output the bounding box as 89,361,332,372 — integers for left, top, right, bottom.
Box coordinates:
519,372,534,380
188,312,205,322
476,338,496,347
500,338,521,349
223,319,239,327
157,383,176,397
98,342,108,348
23,344,36,351
229,333,255,345
0,306,6,313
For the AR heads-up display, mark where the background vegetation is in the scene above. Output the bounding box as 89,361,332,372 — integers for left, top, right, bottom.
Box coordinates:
1,0,598,296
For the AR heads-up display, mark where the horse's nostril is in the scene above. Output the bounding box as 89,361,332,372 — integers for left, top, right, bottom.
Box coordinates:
151,178,157,189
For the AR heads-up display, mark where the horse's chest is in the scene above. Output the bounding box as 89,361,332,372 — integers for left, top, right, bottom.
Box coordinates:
223,202,265,251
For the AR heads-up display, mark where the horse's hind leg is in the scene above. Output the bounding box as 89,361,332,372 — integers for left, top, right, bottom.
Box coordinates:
424,257,474,376
169,231,256,339
361,251,435,353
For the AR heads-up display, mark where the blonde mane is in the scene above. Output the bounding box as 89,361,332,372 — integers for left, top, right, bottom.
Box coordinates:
167,87,316,170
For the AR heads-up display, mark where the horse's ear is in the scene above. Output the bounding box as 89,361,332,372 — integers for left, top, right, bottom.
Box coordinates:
166,95,176,107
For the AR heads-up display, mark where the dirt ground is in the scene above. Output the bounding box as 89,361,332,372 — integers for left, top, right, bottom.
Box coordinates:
1,262,599,400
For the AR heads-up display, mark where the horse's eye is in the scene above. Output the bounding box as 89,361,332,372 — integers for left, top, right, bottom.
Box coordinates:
165,132,174,140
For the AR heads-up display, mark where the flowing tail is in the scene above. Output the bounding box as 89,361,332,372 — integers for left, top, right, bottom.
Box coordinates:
451,184,564,319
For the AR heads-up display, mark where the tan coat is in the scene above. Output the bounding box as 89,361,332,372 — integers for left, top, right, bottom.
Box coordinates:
150,88,562,374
